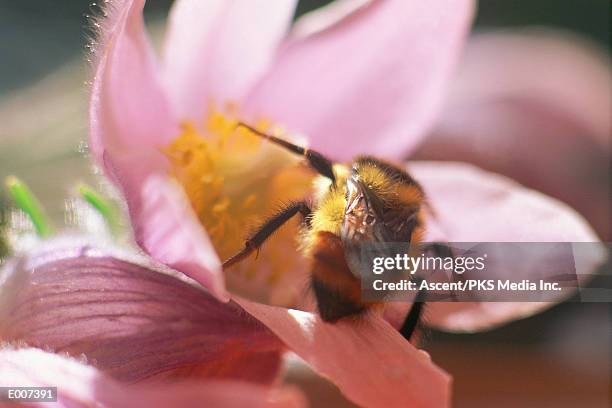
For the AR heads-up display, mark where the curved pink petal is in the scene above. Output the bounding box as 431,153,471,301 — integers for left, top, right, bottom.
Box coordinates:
412,30,611,239
0,348,306,408
89,0,227,298
237,298,451,408
244,0,474,161
408,161,606,332
162,0,298,120
89,0,176,170
108,166,227,300
412,161,601,242
0,246,282,383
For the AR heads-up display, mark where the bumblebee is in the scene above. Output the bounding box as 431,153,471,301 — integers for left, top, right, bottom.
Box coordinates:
223,123,427,339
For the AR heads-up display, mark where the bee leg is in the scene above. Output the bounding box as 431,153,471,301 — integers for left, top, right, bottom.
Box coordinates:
222,201,311,269
399,299,424,341
400,243,459,340
236,122,336,184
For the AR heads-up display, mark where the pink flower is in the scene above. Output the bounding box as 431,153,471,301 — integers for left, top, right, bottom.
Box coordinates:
89,0,604,324
3,0,607,407
89,0,471,302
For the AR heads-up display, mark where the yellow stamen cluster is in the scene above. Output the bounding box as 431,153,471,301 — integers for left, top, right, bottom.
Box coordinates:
163,107,313,301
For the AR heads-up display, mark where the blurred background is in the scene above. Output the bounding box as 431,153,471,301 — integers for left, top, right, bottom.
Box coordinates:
0,1,610,407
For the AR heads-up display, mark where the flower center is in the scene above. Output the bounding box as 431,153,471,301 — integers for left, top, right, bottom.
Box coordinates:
163,106,313,305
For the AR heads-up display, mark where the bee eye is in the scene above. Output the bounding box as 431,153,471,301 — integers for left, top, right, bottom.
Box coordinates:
364,213,377,225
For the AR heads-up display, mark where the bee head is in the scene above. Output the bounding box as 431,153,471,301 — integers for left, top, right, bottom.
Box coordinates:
343,177,419,244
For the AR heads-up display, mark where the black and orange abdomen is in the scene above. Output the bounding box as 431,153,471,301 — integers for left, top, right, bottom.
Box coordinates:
310,230,377,322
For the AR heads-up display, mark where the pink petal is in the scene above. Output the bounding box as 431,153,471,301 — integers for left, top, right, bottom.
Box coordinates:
162,0,298,120
0,348,306,408
244,0,474,161
0,246,282,383
108,166,228,300
89,1,227,298
412,30,611,239
237,298,451,408
89,0,177,170
408,161,606,332
412,161,601,242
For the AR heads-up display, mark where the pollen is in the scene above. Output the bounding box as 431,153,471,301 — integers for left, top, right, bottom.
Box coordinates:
163,106,313,303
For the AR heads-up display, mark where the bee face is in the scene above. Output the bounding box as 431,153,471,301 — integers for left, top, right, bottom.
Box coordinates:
341,176,395,284
342,177,386,243
342,168,421,246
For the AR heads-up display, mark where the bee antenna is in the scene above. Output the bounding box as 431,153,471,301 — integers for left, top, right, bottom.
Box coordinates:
236,122,336,184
